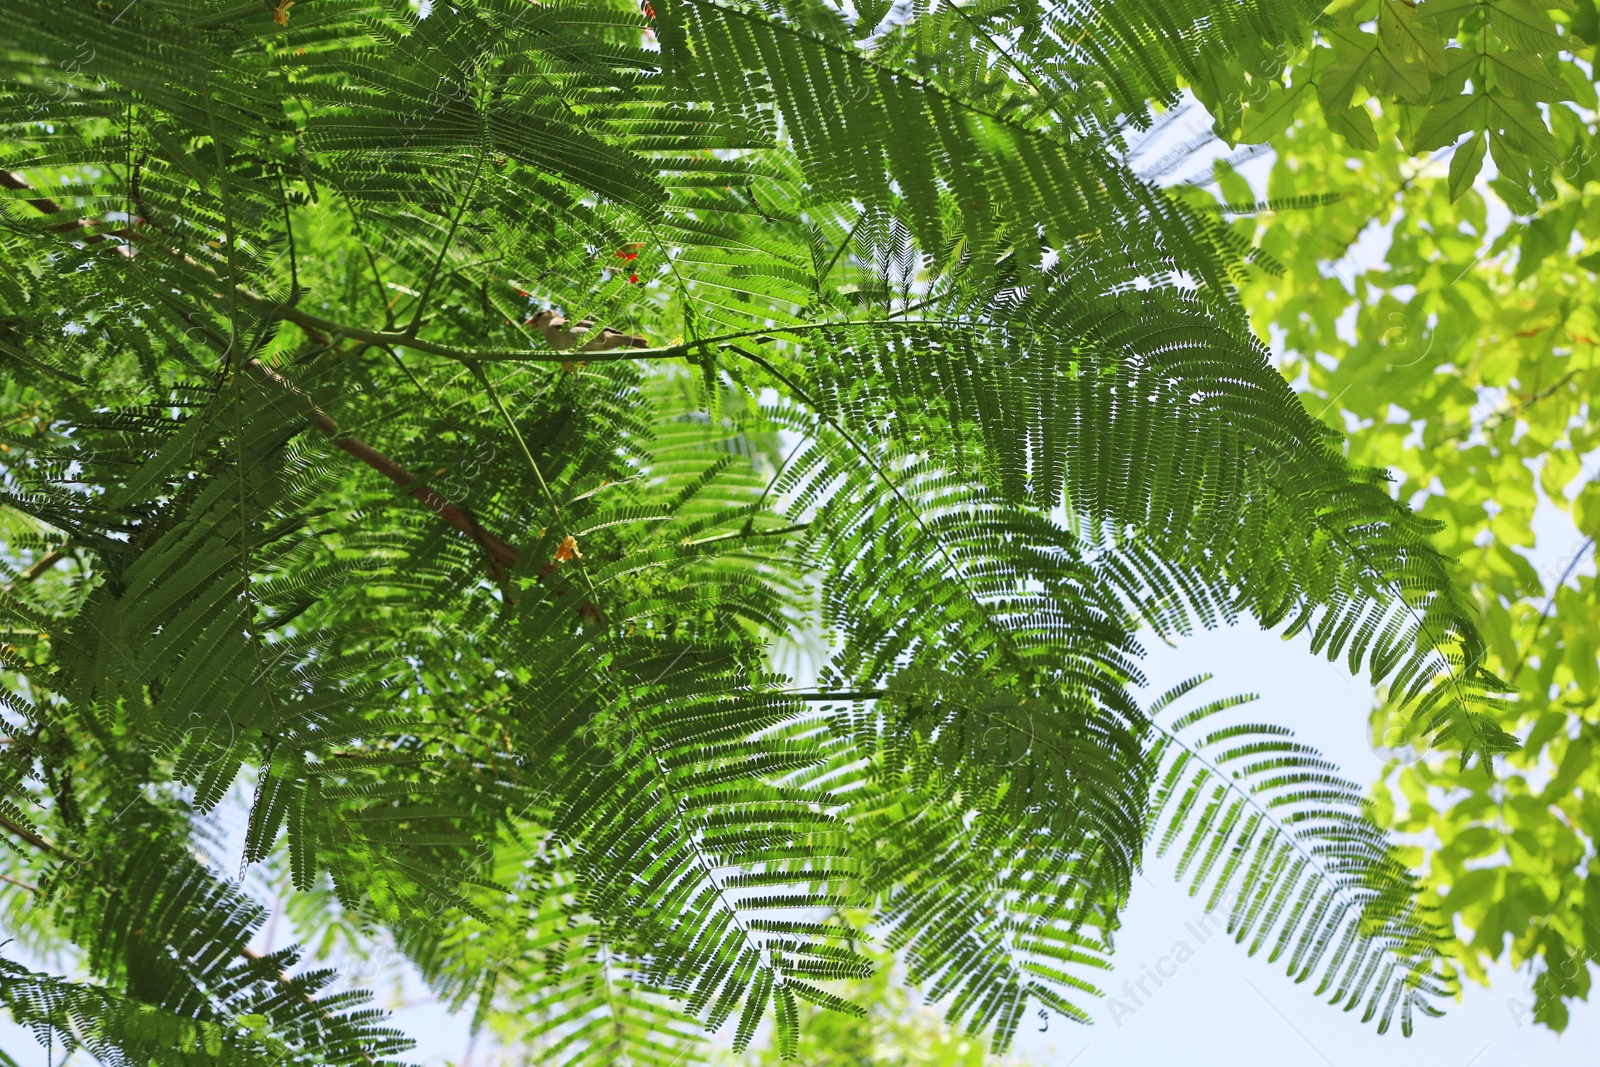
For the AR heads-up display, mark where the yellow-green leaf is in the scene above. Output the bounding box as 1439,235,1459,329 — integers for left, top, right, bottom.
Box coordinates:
1413,93,1483,152
1326,104,1380,150
1447,131,1485,208
1379,0,1449,74
1241,83,1311,142
1317,46,1373,112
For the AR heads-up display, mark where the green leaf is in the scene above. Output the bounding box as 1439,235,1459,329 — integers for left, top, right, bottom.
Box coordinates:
1445,868,1501,913
1368,43,1435,102
1487,0,1566,52
1213,158,1256,208
1326,105,1380,150
1241,83,1311,142
1542,735,1593,800
1418,0,1480,33
1517,202,1580,280
1575,0,1600,43
1584,873,1600,955
1378,0,1449,74
1318,46,1374,113
1412,94,1483,152
1485,49,1574,103
1484,93,1559,159
1426,47,1481,103
1489,173,1540,214
1578,483,1600,535
854,0,891,37
0,0,1522,1058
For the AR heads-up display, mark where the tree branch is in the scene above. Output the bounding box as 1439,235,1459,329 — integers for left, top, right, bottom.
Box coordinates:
247,360,521,579
0,814,58,855
0,871,40,894
1,167,650,356
0,170,132,258
3,167,822,583
2,167,525,581
2,547,68,594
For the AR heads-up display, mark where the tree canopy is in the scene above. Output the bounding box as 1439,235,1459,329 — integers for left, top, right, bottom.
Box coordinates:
0,0,1592,1063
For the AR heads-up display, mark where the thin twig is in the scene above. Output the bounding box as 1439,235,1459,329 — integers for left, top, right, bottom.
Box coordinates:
0,815,57,855
405,149,486,339
0,872,41,895
1509,536,1595,684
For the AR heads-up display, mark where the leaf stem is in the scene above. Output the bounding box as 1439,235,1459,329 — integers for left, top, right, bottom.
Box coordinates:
406,148,486,339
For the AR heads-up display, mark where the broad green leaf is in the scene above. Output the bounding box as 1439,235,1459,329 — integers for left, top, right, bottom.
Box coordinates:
1448,130,1488,200
1486,49,1575,103
1241,83,1311,142
1378,0,1449,74
1487,0,1566,52
1516,203,1579,280
1318,46,1374,113
1418,0,1481,33
1369,44,1436,101
1412,93,1484,152
1485,93,1559,158
1326,104,1381,150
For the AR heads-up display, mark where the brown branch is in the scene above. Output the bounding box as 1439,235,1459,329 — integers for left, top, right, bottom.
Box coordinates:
236,292,652,362
0,871,40,894
1,169,77,223
2,546,67,594
4,168,805,591
0,814,56,854
246,360,521,579
158,309,524,581
0,170,133,258
3,167,525,580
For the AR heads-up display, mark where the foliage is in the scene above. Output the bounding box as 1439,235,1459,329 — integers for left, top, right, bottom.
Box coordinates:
821,0,1598,217
1208,87,1600,1028
1202,0,1599,212
0,0,1514,1062
705,947,1024,1067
